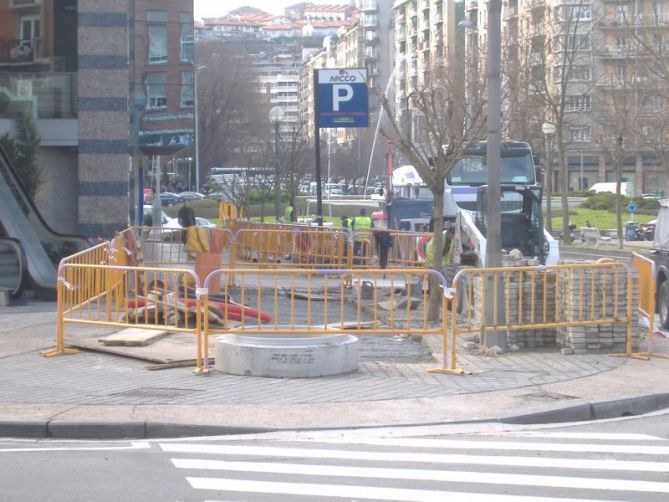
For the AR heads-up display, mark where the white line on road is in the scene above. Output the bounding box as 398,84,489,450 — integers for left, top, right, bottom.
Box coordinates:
174,458,669,493
187,477,616,502
312,437,669,455
159,443,669,472
0,441,151,453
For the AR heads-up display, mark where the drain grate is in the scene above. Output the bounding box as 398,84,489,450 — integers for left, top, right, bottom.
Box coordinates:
521,391,578,402
112,387,200,398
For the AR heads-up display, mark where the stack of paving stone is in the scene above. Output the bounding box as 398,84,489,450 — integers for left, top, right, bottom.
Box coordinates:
469,269,558,349
556,265,639,354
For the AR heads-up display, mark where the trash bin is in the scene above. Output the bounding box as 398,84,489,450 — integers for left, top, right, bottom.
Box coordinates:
625,222,637,241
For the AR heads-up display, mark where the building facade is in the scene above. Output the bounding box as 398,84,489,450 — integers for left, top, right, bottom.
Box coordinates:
0,0,194,237
472,0,669,195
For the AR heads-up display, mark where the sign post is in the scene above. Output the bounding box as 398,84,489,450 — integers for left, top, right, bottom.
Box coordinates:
313,68,368,225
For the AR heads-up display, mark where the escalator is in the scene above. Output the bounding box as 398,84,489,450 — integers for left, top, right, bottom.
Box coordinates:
0,146,89,300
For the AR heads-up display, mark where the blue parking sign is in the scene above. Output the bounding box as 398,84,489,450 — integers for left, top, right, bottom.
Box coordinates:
316,68,368,128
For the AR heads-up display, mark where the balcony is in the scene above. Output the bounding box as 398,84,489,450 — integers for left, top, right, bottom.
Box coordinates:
359,0,378,13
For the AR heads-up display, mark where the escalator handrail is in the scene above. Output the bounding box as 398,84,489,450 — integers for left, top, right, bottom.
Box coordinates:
0,237,28,299
0,145,90,248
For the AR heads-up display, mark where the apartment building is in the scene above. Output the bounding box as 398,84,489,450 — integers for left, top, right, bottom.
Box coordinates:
392,0,457,142
472,0,669,195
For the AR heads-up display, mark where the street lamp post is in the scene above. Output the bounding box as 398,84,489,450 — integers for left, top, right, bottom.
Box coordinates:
269,106,285,221
131,92,146,226
542,122,557,234
194,65,206,192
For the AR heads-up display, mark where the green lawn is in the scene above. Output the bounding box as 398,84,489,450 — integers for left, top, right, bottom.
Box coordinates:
550,208,656,230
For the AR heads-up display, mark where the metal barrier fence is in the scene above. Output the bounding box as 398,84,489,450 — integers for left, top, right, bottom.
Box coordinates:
199,268,448,373
433,261,638,374
43,232,204,366
631,252,669,360
45,225,642,377
232,227,349,267
127,220,430,270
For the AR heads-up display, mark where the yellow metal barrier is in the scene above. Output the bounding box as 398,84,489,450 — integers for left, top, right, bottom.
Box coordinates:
430,261,640,375
44,245,203,368
219,202,240,222
198,268,448,373
124,226,234,268
232,227,348,267
631,252,669,360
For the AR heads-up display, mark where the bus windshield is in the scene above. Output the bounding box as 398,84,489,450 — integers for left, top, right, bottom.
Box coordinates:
447,152,535,186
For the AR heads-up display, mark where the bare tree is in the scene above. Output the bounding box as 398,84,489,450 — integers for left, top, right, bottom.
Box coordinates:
378,61,486,318
196,41,267,173
519,1,598,243
592,27,644,249
279,121,313,219
618,2,669,196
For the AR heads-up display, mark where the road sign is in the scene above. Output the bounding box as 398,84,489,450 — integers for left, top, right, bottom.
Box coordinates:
627,202,637,214
316,68,368,128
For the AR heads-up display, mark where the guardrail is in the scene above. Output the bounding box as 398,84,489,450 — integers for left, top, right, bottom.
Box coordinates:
45,224,643,377
43,233,204,365
199,267,448,373
432,261,639,375
631,252,669,360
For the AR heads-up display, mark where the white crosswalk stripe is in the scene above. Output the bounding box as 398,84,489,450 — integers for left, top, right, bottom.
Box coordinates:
160,432,669,501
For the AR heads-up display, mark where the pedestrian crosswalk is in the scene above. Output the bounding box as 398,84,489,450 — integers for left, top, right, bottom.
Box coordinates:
159,432,669,501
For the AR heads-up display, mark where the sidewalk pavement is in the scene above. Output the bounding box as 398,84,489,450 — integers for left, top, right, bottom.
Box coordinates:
1,300,669,439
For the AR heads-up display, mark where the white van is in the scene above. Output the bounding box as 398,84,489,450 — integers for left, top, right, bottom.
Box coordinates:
589,182,634,197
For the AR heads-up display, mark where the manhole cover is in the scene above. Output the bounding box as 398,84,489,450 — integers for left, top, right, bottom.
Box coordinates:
521,391,577,402
112,387,199,398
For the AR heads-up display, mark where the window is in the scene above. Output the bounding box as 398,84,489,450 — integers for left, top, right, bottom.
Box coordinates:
145,73,167,109
180,12,194,63
616,37,628,49
616,64,626,81
616,5,627,23
571,64,591,81
656,3,664,22
554,34,591,51
148,10,168,64
567,6,592,21
180,71,193,107
20,15,40,45
568,94,591,111
570,126,591,143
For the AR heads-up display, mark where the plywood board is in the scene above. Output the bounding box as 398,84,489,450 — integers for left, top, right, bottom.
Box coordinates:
99,328,169,346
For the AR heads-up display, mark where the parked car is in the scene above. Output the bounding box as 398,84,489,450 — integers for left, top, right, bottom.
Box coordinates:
159,192,182,206
206,191,229,202
178,191,205,201
142,205,173,226
195,217,215,228
163,216,215,231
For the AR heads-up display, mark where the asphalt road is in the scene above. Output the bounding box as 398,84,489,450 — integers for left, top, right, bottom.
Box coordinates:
2,414,668,501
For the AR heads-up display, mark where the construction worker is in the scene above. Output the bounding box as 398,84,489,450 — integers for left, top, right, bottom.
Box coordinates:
426,225,455,268
284,204,294,223
351,208,372,264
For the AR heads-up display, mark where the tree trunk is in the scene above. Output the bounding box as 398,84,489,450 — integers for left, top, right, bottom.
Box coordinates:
545,155,553,234
615,142,623,250
559,147,571,245
428,188,445,322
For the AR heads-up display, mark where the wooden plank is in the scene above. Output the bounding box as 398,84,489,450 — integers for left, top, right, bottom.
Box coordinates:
99,328,169,346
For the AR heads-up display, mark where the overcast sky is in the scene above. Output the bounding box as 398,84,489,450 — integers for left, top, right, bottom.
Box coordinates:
194,0,348,18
